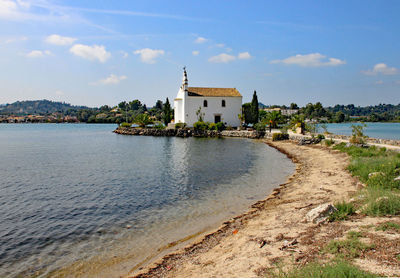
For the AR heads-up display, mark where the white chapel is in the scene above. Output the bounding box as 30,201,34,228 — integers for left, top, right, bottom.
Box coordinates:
174,68,242,127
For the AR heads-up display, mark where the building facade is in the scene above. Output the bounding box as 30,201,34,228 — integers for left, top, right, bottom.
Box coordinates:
174,68,242,127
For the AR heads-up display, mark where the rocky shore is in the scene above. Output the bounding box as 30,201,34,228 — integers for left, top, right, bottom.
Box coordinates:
113,127,266,139
114,127,400,149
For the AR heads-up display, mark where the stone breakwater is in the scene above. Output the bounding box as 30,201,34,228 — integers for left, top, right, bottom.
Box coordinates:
113,127,265,139
113,127,400,148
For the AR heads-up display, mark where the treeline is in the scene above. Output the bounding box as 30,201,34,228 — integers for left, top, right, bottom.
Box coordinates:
0,100,90,116
77,99,173,124
263,102,400,123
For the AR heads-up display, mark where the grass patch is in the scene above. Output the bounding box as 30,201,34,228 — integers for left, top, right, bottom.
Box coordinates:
324,231,374,259
333,143,400,216
329,201,355,221
324,139,335,147
361,187,400,216
266,260,377,278
376,221,400,232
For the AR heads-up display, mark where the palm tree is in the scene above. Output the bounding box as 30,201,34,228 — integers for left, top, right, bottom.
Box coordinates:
265,111,283,128
289,114,305,134
134,114,153,128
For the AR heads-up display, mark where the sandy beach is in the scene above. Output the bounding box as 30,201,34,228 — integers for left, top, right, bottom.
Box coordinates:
128,139,400,277
128,140,391,277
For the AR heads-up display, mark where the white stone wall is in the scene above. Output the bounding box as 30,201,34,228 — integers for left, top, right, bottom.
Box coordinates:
184,96,242,127
174,88,185,123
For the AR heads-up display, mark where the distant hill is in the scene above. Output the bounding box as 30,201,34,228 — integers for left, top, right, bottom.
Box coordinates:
258,102,268,109
0,100,91,115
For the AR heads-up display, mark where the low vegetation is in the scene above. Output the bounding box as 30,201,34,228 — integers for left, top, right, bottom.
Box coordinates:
324,231,374,259
272,133,289,141
267,260,377,278
375,221,400,232
329,201,355,221
333,142,400,216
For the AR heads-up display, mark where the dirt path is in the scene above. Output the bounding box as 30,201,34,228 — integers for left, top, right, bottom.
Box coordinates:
128,140,370,277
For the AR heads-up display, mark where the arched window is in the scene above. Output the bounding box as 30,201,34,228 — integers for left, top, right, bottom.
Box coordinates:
222,100,226,107
203,100,208,107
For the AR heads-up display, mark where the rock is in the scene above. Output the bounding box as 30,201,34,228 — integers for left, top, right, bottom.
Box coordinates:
126,224,132,229
305,203,337,224
394,176,400,181
298,137,321,145
368,172,385,179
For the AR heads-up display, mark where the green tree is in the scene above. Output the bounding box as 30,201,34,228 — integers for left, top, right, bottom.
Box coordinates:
290,103,299,109
162,98,172,125
265,110,283,128
118,101,128,110
250,90,259,124
335,111,345,123
134,114,153,128
242,103,252,125
155,100,163,110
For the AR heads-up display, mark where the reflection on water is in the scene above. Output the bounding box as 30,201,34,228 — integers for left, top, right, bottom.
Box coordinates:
0,124,294,277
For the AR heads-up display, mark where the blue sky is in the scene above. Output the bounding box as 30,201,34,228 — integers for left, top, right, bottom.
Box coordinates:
0,0,399,107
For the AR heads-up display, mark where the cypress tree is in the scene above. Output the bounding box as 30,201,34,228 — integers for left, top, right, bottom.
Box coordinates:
163,98,172,126
251,90,259,124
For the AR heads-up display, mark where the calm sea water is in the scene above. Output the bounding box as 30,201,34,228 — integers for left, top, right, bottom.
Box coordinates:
323,122,400,140
0,124,294,278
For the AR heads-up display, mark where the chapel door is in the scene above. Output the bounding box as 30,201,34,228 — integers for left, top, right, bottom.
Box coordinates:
214,115,221,123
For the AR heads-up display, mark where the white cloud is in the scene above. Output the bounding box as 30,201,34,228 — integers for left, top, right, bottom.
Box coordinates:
133,48,164,64
238,52,251,60
70,44,111,63
270,53,346,67
362,63,398,76
55,90,64,96
120,51,129,58
195,37,207,44
90,74,127,85
0,0,32,19
45,34,77,45
215,43,225,48
192,50,199,56
26,50,52,58
375,80,384,85
208,53,236,63
0,0,18,16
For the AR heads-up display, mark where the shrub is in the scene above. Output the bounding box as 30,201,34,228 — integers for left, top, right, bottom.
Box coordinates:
267,260,377,278
153,122,165,129
272,133,289,141
325,139,335,147
215,121,226,131
225,125,234,130
350,124,368,145
254,122,266,132
329,201,355,221
208,123,217,130
317,134,325,140
175,123,187,129
120,122,132,128
193,121,208,131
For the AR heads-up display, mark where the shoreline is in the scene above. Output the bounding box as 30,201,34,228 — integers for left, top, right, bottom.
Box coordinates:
125,140,303,277
125,139,396,277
